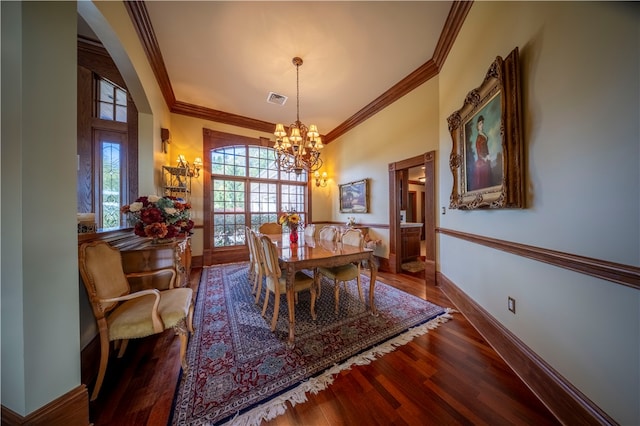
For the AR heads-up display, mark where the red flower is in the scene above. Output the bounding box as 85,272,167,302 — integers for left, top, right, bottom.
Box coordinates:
144,222,168,238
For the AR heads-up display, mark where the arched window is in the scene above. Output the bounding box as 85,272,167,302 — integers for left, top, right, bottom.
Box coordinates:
203,130,309,260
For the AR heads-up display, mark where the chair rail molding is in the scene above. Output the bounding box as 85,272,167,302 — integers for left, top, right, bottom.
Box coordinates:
437,228,640,290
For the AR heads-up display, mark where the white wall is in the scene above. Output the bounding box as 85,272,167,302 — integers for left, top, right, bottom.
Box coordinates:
438,2,639,423
1,1,80,416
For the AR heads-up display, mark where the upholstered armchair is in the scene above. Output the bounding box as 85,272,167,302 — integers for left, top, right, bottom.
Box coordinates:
259,235,316,331
318,228,364,314
79,241,194,401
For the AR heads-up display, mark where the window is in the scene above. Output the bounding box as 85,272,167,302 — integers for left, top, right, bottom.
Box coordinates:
97,77,127,122
78,42,138,230
210,145,307,247
95,131,127,228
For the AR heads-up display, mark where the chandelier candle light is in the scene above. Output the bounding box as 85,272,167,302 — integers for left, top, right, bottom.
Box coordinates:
273,57,323,175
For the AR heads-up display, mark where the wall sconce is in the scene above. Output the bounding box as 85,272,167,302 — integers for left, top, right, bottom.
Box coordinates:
177,155,203,178
314,171,327,187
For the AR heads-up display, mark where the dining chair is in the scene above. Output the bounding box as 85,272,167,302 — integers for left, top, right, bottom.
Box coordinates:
259,222,282,234
303,223,316,240
318,225,337,242
79,241,194,401
318,228,364,314
245,227,264,304
259,235,317,331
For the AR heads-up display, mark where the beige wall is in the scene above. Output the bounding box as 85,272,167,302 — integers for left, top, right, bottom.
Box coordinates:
1,1,80,415
438,2,639,423
319,76,440,257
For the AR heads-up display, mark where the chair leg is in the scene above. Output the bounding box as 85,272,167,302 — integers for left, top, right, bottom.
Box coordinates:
356,273,364,302
117,339,129,358
310,286,317,320
262,289,270,317
334,279,340,314
179,332,189,371
270,294,280,331
91,329,111,401
187,302,195,333
254,269,263,305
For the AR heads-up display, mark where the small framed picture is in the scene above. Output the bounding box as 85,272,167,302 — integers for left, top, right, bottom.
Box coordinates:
339,179,368,213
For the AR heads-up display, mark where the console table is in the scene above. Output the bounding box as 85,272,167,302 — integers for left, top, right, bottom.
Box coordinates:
113,236,192,291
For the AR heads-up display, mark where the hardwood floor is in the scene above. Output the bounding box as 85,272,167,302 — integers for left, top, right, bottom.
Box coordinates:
89,268,560,425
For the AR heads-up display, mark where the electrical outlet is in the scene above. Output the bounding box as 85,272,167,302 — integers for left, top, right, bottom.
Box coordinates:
508,297,516,314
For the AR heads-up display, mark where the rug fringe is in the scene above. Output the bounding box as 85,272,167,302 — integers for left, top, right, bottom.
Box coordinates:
224,308,455,426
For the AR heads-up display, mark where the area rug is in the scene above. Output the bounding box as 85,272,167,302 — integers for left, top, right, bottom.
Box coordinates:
401,259,426,273
170,262,452,426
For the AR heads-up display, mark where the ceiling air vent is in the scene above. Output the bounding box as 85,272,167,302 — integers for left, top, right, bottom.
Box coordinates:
267,92,287,106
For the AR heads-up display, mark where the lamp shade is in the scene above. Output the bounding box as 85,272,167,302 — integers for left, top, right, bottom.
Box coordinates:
274,123,287,138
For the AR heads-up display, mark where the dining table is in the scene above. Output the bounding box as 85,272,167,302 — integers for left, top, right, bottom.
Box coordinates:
265,232,379,348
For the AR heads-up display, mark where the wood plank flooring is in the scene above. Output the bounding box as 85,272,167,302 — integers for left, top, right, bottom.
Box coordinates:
89,268,560,425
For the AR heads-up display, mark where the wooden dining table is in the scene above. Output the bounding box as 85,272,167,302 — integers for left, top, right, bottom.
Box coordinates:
265,233,379,347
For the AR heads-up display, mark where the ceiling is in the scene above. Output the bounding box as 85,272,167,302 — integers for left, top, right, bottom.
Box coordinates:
80,1,463,141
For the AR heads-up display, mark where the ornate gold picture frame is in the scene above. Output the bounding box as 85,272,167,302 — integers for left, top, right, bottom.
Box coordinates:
447,47,524,209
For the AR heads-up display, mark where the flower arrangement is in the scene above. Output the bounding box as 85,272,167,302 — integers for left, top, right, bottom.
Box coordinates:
278,211,300,230
121,195,194,240
278,210,301,244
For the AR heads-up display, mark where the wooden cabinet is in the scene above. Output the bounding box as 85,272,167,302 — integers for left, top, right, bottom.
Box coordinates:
117,236,192,291
401,225,422,263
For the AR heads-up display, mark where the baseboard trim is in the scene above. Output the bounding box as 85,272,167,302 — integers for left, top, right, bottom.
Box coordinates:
437,272,617,426
1,385,89,426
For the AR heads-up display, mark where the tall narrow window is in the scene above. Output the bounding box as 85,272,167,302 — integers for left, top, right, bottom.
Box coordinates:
209,145,307,247
95,130,127,229
101,142,121,228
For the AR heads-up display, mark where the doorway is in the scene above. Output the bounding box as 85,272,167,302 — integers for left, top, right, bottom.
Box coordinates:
388,151,436,282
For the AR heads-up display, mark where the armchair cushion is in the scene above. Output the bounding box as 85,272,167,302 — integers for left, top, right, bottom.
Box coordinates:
108,287,192,341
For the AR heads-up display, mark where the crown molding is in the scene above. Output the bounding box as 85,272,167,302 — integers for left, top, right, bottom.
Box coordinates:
124,1,473,142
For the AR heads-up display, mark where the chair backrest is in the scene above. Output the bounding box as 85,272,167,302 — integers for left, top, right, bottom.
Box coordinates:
259,222,282,234
318,225,337,242
303,224,316,239
79,241,131,316
245,226,254,260
259,235,281,282
341,228,364,249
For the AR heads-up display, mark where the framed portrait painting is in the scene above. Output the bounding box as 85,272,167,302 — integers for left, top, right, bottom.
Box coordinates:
339,179,368,213
447,47,524,209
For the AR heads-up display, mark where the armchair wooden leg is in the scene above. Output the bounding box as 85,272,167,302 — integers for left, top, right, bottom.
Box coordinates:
179,333,189,371
187,303,195,333
117,339,129,358
91,329,111,401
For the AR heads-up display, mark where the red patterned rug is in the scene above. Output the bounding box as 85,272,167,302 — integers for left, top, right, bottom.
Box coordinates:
170,262,452,425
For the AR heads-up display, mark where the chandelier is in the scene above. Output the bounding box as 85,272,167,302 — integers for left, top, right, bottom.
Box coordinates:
273,57,323,175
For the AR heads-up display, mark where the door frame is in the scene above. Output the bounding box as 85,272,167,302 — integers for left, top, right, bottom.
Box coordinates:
388,151,436,281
